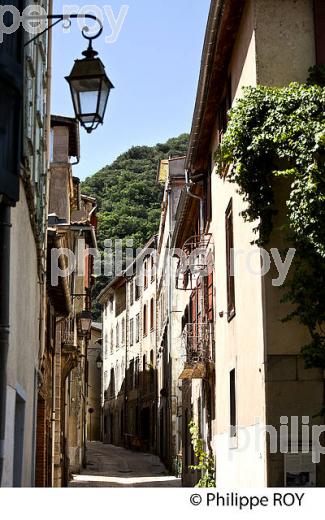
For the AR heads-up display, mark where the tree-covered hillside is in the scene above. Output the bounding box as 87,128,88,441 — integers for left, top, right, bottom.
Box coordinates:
82,134,189,250
81,133,189,319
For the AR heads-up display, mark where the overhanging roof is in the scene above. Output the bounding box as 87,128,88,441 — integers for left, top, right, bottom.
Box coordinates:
186,0,245,173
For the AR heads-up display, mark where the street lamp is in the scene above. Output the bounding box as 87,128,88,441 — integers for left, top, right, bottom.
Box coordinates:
24,14,114,133
77,310,92,338
96,353,103,370
65,40,114,133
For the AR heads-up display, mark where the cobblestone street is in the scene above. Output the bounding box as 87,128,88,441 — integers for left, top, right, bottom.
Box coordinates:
69,442,181,487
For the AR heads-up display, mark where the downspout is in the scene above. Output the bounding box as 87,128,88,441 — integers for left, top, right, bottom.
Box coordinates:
0,203,11,485
51,340,56,485
124,280,129,447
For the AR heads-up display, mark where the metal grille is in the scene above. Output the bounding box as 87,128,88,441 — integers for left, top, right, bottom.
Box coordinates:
181,323,213,365
176,234,213,291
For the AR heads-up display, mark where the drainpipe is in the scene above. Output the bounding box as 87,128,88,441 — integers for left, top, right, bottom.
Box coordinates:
185,170,205,235
0,203,11,485
51,342,56,486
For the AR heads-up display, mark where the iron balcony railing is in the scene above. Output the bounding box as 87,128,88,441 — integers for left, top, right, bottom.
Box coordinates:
181,322,214,366
175,233,213,291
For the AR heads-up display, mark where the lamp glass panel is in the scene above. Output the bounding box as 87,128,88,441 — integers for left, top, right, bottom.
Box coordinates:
70,78,101,116
98,80,110,118
80,318,91,332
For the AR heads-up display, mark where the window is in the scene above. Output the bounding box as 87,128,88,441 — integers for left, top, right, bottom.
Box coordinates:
205,253,214,322
150,255,155,283
13,393,25,486
110,367,115,397
144,259,148,290
116,361,119,393
110,328,114,354
121,357,125,385
218,76,232,144
150,298,154,331
109,297,113,313
130,318,134,346
130,281,134,306
230,369,237,438
129,359,134,390
204,153,213,224
143,304,148,336
135,356,139,387
150,350,154,391
116,322,119,349
135,314,140,343
135,279,140,300
0,21,23,205
121,317,125,345
225,199,235,320
143,354,147,391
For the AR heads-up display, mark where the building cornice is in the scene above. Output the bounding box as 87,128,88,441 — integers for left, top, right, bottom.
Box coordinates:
185,0,245,173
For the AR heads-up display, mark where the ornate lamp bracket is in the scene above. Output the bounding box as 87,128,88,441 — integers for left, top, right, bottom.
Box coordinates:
24,13,103,47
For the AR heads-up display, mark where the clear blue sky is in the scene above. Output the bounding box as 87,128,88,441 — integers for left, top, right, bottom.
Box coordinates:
51,0,211,180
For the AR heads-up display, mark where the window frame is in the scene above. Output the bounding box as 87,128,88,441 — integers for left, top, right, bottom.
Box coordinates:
225,199,236,321
129,318,134,347
230,368,237,439
150,298,155,331
143,304,148,337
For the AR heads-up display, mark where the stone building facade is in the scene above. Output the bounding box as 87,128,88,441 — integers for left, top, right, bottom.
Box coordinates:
0,0,51,487
35,116,97,487
180,0,325,487
99,237,158,452
98,1,325,489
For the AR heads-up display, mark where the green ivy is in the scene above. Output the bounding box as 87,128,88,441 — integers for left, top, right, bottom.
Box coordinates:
188,421,215,488
215,82,325,368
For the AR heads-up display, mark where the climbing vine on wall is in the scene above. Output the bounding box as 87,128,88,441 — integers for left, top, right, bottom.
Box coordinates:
215,82,325,369
188,421,215,488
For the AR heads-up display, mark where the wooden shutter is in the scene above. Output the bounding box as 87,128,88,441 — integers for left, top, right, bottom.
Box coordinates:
0,0,25,203
225,199,235,320
314,0,325,65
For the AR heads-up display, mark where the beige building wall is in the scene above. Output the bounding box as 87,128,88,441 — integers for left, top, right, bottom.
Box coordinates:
207,0,320,487
2,181,41,487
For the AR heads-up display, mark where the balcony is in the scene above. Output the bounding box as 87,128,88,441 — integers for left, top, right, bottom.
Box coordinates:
61,331,79,380
175,233,213,291
179,323,214,380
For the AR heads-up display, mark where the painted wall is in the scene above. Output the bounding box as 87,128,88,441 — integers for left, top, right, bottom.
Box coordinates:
2,180,41,487
207,0,321,487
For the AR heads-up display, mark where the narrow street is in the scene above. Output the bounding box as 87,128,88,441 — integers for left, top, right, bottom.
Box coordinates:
69,442,181,487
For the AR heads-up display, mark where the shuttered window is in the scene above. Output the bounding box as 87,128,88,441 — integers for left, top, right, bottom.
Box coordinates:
230,369,237,438
150,298,154,331
225,199,235,320
314,0,325,65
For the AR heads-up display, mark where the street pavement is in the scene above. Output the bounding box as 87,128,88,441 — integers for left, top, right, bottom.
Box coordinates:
69,442,181,487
